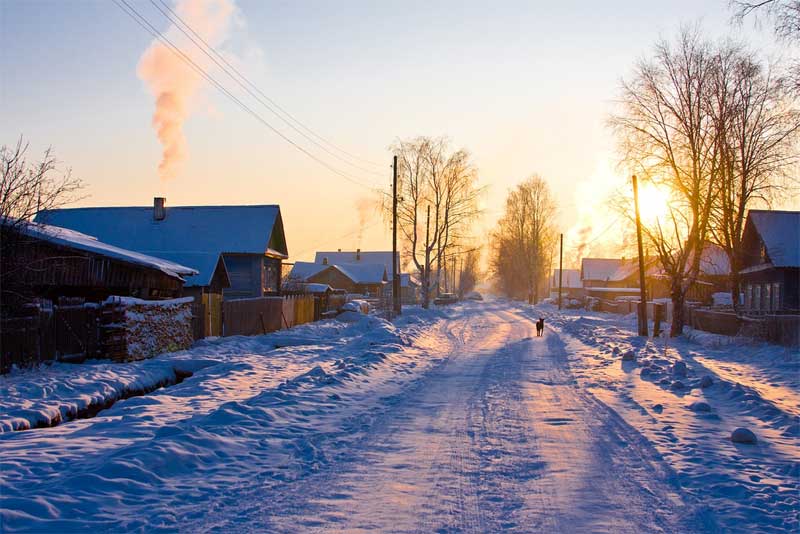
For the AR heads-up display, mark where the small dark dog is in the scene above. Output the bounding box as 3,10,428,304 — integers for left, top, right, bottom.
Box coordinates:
536,317,545,337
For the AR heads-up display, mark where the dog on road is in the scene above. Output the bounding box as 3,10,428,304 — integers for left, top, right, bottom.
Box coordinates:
536,317,545,337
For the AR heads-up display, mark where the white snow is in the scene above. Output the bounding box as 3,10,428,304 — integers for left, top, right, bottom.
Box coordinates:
1,300,797,533
12,220,198,280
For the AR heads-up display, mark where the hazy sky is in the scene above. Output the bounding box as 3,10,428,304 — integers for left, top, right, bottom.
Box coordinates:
0,0,791,265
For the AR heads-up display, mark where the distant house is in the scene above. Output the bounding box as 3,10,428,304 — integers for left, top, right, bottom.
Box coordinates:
313,249,419,303
580,258,624,288
1,221,197,304
581,249,728,304
739,210,799,314
288,261,387,297
550,269,583,299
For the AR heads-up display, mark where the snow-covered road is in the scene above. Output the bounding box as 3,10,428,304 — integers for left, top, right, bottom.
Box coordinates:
2,300,797,533
190,305,702,533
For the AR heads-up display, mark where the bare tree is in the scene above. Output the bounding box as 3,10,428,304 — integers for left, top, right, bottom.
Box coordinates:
391,137,481,308
732,0,800,92
1,138,84,308
491,175,557,303
708,43,800,311
610,28,721,336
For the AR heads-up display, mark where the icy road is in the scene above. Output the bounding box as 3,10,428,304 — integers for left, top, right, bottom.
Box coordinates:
1,300,797,533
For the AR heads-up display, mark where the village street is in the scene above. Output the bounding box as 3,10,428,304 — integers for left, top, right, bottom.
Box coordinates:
193,302,701,533
2,300,797,533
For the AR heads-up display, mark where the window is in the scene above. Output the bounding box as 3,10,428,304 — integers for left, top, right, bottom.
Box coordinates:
263,258,279,294
764,283,771,312
754,285,761,311
772,283,781,311
745,284,751,309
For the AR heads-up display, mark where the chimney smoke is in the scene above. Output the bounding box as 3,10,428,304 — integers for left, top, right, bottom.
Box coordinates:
137,0,235,181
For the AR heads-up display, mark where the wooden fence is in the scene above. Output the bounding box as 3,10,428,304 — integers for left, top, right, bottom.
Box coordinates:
222,295,319,337
1,302,105,373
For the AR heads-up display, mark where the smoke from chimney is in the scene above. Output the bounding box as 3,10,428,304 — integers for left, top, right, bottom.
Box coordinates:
137,0,235,181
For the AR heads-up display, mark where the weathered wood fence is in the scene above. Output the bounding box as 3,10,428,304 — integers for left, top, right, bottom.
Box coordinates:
222,295,318,337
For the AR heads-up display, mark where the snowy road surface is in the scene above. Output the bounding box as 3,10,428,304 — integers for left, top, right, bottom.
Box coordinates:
218,306,699,533
2,300,797,532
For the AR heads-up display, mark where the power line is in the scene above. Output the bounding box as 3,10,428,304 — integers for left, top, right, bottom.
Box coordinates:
148,0,385,176
111,0,380,191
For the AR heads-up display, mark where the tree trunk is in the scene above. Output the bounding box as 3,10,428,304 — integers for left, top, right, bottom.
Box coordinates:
670,282,686,337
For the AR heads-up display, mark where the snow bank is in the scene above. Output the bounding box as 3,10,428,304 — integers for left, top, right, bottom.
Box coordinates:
525,303,800,533
0,306,450,531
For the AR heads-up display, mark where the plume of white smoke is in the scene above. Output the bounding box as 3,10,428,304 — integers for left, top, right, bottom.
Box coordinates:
138,0,235,181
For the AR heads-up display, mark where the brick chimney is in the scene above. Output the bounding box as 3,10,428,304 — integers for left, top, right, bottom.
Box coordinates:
154,197,166,221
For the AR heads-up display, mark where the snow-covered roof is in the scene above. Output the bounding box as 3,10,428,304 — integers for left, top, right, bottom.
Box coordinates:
36,204,287,286
315,251,398,275
335,263,387,285
550,269,582,288
698,242,731,276
290,260,387,285
287,261,329,281
146,252,228,288
14,221,197,281
581,258,623,282
748,210,800,267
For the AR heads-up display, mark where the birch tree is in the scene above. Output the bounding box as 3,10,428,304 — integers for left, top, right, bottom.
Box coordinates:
392,137,481,308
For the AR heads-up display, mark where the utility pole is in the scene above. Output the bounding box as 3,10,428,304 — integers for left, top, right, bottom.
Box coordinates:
424,204,431,308
632,175,648,336
392,155,401,316
452,256,456,296
558,233,563,310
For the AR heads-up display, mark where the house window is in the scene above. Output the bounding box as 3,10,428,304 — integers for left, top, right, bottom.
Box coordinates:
263,258,279,294
772,283,781,311
754,284,761,311
764,283,771,313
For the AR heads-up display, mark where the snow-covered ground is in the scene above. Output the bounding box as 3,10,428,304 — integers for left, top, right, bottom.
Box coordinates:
1,300,797,533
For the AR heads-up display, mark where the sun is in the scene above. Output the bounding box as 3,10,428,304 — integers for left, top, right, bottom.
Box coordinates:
637,183,670,224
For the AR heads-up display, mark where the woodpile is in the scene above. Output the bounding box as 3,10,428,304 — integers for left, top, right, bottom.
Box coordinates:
102,298,193,362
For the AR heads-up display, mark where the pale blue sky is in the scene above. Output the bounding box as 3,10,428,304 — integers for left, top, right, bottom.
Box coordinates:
0,0,787,262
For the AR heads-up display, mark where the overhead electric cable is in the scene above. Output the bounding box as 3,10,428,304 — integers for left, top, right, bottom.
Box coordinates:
149,0,385,176
111,0,380,191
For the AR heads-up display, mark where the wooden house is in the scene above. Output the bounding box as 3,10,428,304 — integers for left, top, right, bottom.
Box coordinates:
550,269,584,299
740,210,799,314
1,221,196,306
315,250,419,302
38,198,287,301
288,261,387,297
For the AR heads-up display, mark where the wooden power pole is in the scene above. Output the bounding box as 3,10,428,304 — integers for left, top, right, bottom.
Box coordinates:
558,233,563,310
632,175,648,336
392,155,401,316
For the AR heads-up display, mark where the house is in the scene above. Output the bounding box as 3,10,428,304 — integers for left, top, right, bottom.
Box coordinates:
1,220,197,305
313,249,419,302
38,199,288,337
288,261,388,297
739,210,799,314
37,198,287,300
550,269,583,299
580,258,624,288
